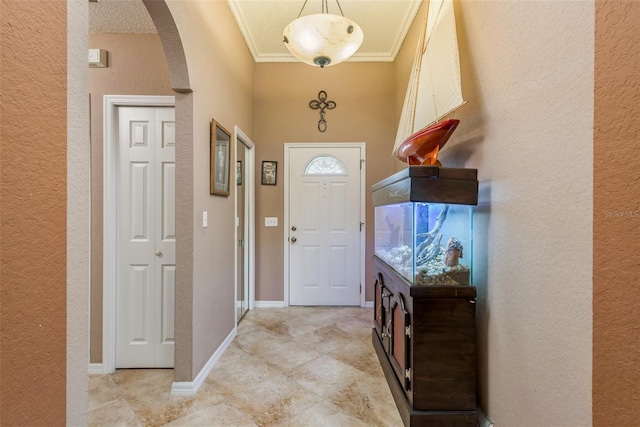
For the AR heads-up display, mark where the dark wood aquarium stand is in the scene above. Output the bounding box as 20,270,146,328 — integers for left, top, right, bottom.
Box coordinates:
371,166,479,426
372,257,478,426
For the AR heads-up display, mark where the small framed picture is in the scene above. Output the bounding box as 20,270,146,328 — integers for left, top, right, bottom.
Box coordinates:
236,161,242,185
261,161,277,185
210,119,231,196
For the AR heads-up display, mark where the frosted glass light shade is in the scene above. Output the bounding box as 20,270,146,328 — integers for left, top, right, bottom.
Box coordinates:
283,13,363,68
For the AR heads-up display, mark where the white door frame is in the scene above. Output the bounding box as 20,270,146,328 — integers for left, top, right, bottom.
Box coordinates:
234,126,256,323
283,142,366,307
102,95,175,374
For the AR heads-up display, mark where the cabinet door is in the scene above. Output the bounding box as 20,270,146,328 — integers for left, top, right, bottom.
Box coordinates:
373,273,385,337
390,293,410,391
381,285,393,353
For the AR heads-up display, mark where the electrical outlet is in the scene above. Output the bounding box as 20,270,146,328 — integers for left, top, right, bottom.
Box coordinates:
265,217,278,227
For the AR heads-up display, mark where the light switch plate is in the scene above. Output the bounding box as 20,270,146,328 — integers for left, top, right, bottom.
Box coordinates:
265,217,278,227
203,211,208,228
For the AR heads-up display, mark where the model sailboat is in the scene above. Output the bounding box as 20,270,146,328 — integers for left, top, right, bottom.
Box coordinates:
393,0,464,166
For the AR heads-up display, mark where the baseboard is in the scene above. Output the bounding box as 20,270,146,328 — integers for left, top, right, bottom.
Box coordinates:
478,407,494,427
255,301,371,308
88,363,104,374
254,301,286,308
170,327,237,396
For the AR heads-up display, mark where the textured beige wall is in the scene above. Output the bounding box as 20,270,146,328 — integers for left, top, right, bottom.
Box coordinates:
437,1,593,424
253,62,397,303
88,33,173,363
67,1,90,424
0,1,68,423
166,0,254,380
593,1,640,423
173,90,195,381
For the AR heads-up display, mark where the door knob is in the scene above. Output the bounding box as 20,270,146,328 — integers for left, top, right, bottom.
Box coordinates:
155,250,163,257
291,237,297,243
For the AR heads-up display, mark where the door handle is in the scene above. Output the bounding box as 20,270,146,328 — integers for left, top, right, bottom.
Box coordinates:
155,250,163,257
291,237,297,243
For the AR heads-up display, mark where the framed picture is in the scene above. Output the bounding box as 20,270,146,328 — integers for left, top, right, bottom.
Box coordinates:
236,161,242,185
210,119,231,196
261,161,277,185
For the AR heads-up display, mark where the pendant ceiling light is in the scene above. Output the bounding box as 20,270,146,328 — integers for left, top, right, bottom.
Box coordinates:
283,0,363,68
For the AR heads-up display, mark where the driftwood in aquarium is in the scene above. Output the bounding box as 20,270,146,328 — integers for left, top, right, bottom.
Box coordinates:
415,204,449,265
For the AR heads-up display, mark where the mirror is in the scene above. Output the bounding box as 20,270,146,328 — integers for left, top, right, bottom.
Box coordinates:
235,127,255,323
237,143,247,320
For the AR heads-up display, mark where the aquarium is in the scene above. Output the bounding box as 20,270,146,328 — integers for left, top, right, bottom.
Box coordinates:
375,202,473,286
371,166,478,286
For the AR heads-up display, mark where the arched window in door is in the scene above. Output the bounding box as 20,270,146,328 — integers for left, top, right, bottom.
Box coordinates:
303,155,347,175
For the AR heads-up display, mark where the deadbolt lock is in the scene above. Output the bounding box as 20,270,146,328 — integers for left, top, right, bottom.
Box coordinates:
291,226,297,231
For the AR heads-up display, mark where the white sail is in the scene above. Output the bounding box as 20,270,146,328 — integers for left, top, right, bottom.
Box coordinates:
393,0,464,155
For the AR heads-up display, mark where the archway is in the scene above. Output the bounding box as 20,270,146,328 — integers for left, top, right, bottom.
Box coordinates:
91,0,195,383
139,0,194,385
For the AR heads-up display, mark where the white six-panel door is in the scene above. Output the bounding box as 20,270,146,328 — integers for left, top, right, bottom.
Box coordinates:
116,106,175,368
288,145,363,306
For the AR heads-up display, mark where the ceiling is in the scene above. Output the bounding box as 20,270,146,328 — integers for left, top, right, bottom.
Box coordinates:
89,0,422,63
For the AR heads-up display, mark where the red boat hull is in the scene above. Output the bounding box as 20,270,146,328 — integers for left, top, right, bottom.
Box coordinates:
395,119,460,165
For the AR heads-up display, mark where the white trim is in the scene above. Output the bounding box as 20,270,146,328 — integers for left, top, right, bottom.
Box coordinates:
359,144,367,308
102,95,175,374
171,327,236,395
88,363,103,375
254,301,287,308
283,146,291,307
364,301,374,308
283,143,367,307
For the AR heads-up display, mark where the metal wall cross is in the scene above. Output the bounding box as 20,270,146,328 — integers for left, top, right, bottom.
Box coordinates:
309,90,336,132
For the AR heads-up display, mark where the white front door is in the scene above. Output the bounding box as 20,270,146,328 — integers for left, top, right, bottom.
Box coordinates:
287,144,364,306
116,106,175,368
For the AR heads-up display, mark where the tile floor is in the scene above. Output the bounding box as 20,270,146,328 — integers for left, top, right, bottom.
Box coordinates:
88,306,403,426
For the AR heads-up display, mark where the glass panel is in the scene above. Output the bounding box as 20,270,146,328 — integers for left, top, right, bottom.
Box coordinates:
374,202,473,286
304,155,347,175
